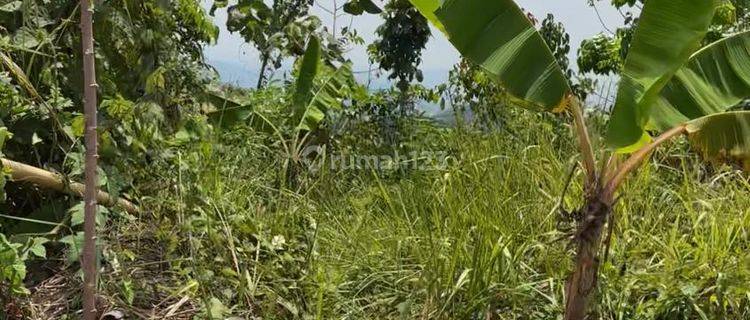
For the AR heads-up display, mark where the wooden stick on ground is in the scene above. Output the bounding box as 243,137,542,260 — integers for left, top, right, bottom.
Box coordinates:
1,158,140,214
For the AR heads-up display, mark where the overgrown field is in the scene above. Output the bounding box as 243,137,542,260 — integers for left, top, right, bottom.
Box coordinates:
17,110,746,319
3,0,750,319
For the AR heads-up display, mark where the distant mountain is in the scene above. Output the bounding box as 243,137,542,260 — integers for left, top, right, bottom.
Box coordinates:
207,59,461,125
207,59,451,90
207,59,260,88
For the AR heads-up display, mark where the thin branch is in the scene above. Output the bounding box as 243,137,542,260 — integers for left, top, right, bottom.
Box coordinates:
592,3,615,35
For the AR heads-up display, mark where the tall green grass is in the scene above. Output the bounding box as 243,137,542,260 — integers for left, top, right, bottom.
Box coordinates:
109,110,750,319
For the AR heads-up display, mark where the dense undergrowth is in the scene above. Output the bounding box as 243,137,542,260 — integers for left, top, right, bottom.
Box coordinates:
29,107,744,319
2,1,750,319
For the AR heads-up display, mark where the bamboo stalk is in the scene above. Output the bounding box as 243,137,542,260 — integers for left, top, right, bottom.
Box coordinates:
1,158,139,214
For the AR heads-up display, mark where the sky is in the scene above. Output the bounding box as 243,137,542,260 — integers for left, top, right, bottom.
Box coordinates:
203,0,635,89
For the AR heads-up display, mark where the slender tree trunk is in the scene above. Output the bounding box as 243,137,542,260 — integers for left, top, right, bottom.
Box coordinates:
564,195,612,320
256,54,270,89
79,1,99,319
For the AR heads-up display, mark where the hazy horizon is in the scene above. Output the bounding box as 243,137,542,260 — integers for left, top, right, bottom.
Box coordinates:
202,0,636,89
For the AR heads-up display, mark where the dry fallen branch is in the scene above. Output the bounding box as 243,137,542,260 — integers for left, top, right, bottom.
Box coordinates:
1,158,139,214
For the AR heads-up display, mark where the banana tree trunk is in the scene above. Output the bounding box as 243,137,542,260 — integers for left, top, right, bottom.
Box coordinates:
564,194,612,320
79,0,99,318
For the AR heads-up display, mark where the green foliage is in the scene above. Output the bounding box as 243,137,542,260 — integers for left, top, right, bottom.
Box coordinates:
650,31,750,131
538,14,595,100
605,0,718,150
215,0,341,88
0,0,218,164
0,234,47,296
4,0,750,317
408,0,445,33
539,14,571,76
0,0,219,298
438,13,592,129
581,0,750,78
577,33,626,75
343,0,383,15
370,0,431,91
0,127,9,203
295,63,356,132
433,0,572,112
292,37,322,126
685,111,750,169
334,84,442,154
439,59,508,129
104,105,750,318
0,234,28,296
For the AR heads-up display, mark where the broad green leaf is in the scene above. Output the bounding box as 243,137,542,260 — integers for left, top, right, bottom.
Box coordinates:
204,92,253,128
297,63,354,131
0,234,27,295
408,0,445,33
12,27,43,49
343,1,364,15
206,297,230,319
26,237,49,259
433,0,572,112
606,0,718,150
650,31,750,131
288,41,355,133
71,115,86,137
0,1,21,12
69,202,110,227
0,127,11,151
359,0,383,14
59,232,84,264
292,36,321,124
343,0,382,15
204,92,276,134
685,111,750,169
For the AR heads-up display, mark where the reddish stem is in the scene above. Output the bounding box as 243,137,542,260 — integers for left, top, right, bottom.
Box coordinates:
603,124,688,202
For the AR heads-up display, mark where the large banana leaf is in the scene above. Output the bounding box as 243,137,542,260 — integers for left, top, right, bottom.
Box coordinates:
296,63,354,131
204,91,253,128
422,0,571,112
649,31,750,131
292,36,321,122
685,111,750,169
290,36,355,131
408,0,445,33
606,0,718,151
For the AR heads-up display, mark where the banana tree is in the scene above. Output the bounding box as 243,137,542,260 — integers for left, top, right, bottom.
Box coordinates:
410,0,750,318
206,36,356,188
